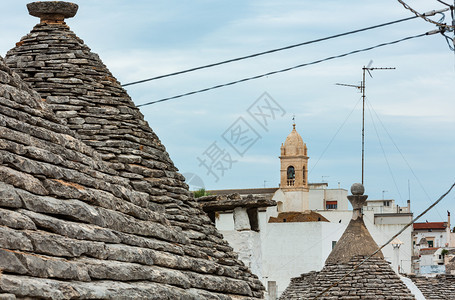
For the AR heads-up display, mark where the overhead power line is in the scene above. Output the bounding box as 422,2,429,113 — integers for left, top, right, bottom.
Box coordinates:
136,31,435,107
122,11,448,88
436,0,453,7
309,96,363,176
397,0,454,29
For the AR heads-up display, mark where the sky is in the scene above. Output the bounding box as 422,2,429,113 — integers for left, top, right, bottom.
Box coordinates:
1,0,454,222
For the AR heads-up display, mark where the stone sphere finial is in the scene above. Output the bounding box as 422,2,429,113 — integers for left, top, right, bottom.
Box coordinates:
351,183,365,196
27,1,78,23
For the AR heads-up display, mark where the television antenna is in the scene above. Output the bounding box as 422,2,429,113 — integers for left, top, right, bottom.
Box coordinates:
336,60,395,185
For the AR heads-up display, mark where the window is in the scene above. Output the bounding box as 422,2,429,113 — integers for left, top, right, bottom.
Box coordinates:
303,166,306,184
428,240,434,247
332,241,337,249
287,166,295,186
287,166,295,179
277,201,283,213
326,201,337,210
383,201,390,206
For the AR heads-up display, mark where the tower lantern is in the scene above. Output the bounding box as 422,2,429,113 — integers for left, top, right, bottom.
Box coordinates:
280,123,309,190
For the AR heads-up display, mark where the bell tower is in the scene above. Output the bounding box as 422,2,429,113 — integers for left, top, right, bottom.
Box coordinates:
280,123,309,191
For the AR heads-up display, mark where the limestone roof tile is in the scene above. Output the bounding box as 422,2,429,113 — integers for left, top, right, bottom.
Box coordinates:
280,257,415,299
279,186,415,299
0,1,264,298
407,274,455,300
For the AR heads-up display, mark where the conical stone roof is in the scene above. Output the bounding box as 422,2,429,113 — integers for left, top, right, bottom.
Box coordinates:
406,274,455,299
1,2,263,299
279,183,415,299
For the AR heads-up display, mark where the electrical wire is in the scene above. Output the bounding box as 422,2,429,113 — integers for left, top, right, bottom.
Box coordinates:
136,32,431,107
442,31,455,50
313,181,455,299
122,15,426,87
309,96,362,176
366,100,404,203
397,0,454,29
369,101,445,220
436,0,453,7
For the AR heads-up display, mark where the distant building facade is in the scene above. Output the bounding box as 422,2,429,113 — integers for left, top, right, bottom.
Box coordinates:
208,124,414,297
412,213,455,275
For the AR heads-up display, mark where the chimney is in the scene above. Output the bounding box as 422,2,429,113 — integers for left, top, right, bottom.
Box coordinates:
27,1,78,24
448,211,451,247
448,211,451,227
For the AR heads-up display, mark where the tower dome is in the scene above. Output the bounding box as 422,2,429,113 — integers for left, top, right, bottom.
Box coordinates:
281,124,306,156
282,124,305,156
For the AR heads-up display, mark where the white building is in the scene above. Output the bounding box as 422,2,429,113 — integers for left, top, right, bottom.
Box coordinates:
412,213,455,274
208,124,413,298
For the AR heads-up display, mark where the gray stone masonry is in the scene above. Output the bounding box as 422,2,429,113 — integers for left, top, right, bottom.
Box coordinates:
0,1,264,298
197,193,276,212
280,256,415,299
0,54,261,298
279,184,415,299
407,274,455,299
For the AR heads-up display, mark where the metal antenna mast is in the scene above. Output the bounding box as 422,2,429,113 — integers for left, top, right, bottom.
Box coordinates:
336,60,395,185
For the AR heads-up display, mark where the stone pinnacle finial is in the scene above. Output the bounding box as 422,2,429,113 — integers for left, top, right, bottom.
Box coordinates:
348,183,367,220
324,182,383,264
27,1,78,24
351,183,365,195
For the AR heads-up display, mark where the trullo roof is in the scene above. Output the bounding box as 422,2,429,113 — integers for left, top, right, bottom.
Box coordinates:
279,183,415,299
0,1,263,299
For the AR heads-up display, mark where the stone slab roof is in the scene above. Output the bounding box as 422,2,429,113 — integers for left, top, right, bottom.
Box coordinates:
207,183,332,199
268,211,328,223
0,2,264,298
325,217,383,264
420,248,440,255
197,194,276,212
279,185,415,299
208,188,279,200
280,256,415,299
407,274,455,299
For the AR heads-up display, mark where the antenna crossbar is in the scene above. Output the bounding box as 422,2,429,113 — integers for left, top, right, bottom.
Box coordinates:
366,67,396,70
335,83,361,89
